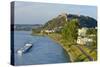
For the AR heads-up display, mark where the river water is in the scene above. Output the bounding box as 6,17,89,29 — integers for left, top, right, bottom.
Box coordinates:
14,31,70,65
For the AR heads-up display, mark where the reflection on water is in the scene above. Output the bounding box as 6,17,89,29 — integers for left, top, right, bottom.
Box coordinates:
14,31,70,65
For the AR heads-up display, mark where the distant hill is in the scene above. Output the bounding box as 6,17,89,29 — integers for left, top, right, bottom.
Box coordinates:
13,24,43,31
43,13,97,30
67,14,97,28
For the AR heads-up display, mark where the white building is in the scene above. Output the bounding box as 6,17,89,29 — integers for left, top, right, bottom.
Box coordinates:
77,27,93,45
44,30,55,33
41,29,55,34
78,27,88,36
77,37,93,45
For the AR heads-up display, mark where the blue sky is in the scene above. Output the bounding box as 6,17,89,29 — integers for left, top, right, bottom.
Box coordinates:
14,1,97,24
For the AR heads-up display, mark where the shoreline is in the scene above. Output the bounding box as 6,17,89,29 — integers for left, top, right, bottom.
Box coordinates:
47,34,74,62
31,33,97,62
47,33,97,62
31,33,73,62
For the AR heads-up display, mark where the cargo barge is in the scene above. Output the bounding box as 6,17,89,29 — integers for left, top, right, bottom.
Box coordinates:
17,43,32,55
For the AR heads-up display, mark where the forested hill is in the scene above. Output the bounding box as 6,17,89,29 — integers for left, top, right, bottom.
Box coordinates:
67,14,97,28
43,13,97,29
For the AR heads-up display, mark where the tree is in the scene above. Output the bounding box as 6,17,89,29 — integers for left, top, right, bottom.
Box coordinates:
86,28,97,35
62,19,79,43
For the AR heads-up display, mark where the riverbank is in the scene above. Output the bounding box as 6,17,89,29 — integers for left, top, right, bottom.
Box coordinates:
31,32,97,62
47,33,97,62
47,34,74,62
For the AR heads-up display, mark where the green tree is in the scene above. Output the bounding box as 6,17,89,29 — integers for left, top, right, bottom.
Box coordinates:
86,28,97,35
62,19,79,43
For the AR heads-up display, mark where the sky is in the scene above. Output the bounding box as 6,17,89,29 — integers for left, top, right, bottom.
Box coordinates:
14,1,97,24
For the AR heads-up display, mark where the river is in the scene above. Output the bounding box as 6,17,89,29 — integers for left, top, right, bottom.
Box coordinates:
14,31,70,65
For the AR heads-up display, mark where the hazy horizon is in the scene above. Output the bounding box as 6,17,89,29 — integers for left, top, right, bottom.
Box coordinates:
14,1,97,24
